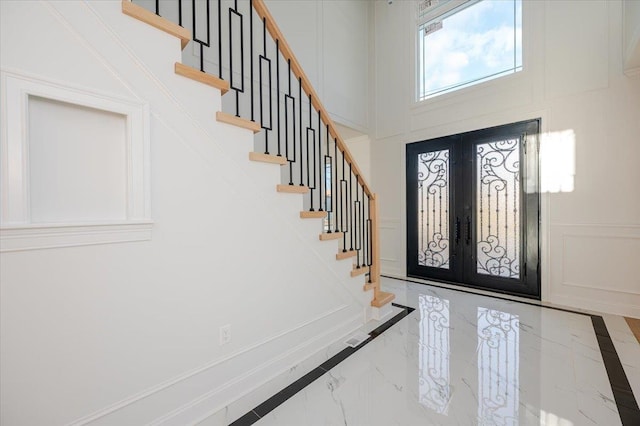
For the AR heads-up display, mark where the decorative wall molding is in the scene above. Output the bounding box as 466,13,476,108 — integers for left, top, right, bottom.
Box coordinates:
561,233,640,296
0,221,153,252
380,218,400,263
549,223,640,316
0,68,152,249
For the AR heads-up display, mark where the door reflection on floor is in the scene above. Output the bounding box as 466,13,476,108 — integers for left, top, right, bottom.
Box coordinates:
419,294,451,414
418,294,534,425
477,308,520,425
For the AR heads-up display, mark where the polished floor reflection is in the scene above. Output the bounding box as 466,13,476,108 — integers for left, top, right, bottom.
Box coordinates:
253,277,638,425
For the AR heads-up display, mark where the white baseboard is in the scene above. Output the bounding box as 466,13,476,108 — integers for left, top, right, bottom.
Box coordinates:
550,293,640,319
65,306,362,426
154,311,363,426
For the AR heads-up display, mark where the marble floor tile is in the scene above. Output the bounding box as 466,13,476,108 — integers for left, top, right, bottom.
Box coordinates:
605,314,640,406
249,277,639,425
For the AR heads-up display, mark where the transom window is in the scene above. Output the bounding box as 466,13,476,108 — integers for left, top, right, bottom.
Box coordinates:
417,0,522,101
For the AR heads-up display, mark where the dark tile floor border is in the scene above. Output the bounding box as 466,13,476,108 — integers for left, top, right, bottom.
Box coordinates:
383,275,640,425
229,304,415,426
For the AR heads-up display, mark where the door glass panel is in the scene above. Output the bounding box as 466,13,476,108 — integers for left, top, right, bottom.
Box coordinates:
476,139,520,278
418,149,450,269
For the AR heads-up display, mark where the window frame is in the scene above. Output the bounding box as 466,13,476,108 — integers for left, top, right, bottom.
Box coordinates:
413,0,526,105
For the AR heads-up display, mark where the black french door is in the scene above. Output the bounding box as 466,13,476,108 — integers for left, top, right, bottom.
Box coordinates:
406,119,540,298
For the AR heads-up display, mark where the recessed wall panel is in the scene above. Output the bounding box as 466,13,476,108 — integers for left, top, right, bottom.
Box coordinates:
28,96,128,223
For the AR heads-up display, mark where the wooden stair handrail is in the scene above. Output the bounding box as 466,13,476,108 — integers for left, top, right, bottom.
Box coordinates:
252,0,373,198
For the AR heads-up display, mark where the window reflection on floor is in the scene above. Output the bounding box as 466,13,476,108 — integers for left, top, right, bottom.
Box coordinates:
418,294,451,414
477,307,520,425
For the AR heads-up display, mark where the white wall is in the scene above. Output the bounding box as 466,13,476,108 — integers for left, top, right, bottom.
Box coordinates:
371,0,640,317
258,0,371,133
0,1,371,425
27,97,128,223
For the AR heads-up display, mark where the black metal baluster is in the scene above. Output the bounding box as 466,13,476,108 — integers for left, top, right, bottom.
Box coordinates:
178,0,182,26
206,0,210,71
192,1,198,69
340,155,347,251
190,0,210,72
324,125,332,231
155,0,159,15
306,95,312,189
361,184,365,266
276,39,281,157
217,0,222,78
306,94,315,211
367,194,373,282
318,111,323,212
250,0,254,122
325,170,332,230
355,177,361,268
259,17,272,154
285,60,295,185
229,0,244,117
349,163,353,251
334,138,340,233
298,77,303,186
361,185,366,267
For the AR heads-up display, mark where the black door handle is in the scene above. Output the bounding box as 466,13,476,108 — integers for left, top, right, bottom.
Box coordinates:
466,216,471,245
455,217,461,244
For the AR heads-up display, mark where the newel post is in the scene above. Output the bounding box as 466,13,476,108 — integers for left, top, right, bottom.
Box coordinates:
370,193,381,298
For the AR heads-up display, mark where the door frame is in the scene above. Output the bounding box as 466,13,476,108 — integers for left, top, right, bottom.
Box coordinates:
406,119,541,299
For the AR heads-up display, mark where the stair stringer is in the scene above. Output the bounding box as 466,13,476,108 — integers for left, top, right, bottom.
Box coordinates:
80,0,374,336
84,3,371,304
79,0,373,303
76,0,375,307
0,2,374,426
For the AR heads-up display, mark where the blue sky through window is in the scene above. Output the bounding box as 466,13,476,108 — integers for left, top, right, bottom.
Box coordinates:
418,0,522,100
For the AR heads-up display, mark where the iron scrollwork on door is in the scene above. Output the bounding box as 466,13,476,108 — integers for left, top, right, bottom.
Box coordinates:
417,150,450,269
476,139,520,279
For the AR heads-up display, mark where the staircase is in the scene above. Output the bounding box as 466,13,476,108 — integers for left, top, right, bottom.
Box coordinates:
121,0,395,311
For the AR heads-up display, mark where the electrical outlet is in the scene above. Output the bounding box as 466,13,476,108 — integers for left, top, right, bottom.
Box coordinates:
219,324,231,345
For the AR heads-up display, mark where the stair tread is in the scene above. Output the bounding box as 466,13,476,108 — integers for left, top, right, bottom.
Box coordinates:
300,210,327,219
216,111,261,133
319,232,343,241
122,1,191,50
336,250,356,260
277,184,309,194
350,265,369,277
175,63,229,94
250,152,287,165
363,282,375,292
